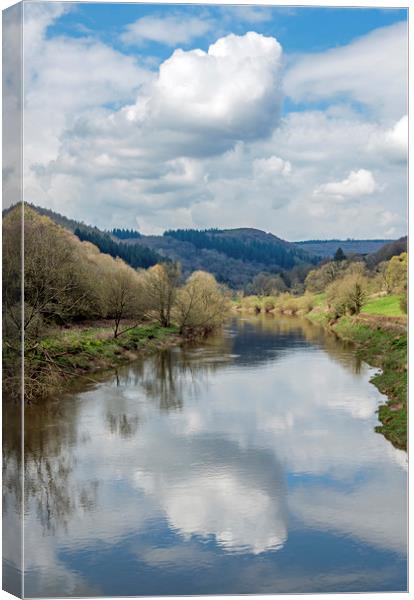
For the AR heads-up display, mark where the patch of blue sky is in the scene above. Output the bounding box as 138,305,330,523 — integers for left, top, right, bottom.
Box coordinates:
282,96,375,118
46,3,407,57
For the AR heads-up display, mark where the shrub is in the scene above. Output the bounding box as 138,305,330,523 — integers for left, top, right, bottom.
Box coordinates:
327,274,368,317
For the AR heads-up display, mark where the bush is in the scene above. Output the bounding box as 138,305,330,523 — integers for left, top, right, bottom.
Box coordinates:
174,271,231,334
327,274,368,317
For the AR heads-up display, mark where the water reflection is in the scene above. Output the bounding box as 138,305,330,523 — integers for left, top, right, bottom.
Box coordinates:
15,316,407,595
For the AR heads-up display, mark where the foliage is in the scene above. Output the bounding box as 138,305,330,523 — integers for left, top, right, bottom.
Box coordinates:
164,227,317,269
334,247,346,261
3,207,231,402
381,252,407,294
326,274,368,316
21,204,320,290
245,272,287,296
74,226,161,269
98,257,146,337
22,208,100,335
111,228,141,240
24,324,179,404
305,260,344,293
365,236,407,268
175,271,231,334
143,262,181,328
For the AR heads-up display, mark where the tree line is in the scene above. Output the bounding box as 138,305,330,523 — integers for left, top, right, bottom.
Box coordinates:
305,251,407,317
111,228,141,240
237,249,407,319
74,227,161,269
164,228,317,269
3,206,231,401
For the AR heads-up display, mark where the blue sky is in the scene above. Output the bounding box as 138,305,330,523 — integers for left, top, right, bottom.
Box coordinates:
48,4,406,55
13,2,408,239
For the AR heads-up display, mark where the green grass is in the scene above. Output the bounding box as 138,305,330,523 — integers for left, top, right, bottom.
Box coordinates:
361,294,404,317
26,322,181,401
312,293,326,307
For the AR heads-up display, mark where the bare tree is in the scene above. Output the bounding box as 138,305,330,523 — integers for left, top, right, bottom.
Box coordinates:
175,271,230,335
143,262,181,327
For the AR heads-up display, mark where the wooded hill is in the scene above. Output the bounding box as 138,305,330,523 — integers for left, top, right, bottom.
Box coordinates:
23,204,401,289
25,204,320,287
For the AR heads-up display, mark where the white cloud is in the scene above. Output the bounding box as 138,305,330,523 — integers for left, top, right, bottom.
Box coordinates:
22,3,151,187
367,115,408,161
253,156,292,178
120,14,212,47
130,31,283,146
21,9,407,239
222,6,272,24
313,169,378,200
284,21,407,120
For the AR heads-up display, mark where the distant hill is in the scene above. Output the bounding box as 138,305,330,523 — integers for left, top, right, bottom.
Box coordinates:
294,239,395,258
365,236,407,267
24,204,164,270
163,227,317,268
22,207,320,288
20,204,404,289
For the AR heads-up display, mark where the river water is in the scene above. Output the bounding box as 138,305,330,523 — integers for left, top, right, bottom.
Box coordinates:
4,315,407,596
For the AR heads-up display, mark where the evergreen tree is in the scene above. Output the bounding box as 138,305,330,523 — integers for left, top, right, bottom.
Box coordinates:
74,227,162,269
334,247,346,262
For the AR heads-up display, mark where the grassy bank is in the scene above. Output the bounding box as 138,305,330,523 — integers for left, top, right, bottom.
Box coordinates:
235,293,407,450
361,294,404,317
331,316,407,450
24,322,182,402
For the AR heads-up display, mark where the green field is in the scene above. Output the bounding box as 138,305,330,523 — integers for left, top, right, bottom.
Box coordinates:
361,295,404,317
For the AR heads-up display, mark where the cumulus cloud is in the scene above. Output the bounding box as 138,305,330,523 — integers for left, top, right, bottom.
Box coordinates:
21,7,407,239
120,14,212,47
284,21,407,120
313,169,378,200
128,31,283,146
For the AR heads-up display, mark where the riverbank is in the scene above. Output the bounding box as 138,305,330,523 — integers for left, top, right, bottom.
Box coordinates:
233,297,407,450
329,315,407,450
23,321,185,403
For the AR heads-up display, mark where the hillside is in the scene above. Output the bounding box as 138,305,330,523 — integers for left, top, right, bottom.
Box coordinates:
163,228,314,268
25,203,164,270
18,204,402,289
152,227,319,286
23,206,320,288
365,236,407,267
295,239,394,258
133,233,297,288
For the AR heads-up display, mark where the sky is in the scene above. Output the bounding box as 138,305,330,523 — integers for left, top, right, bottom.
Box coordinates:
5,1,408,239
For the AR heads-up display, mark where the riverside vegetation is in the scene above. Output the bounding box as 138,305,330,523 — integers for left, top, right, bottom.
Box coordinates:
3,205,231,403
234,251,408,450
2,204,407,448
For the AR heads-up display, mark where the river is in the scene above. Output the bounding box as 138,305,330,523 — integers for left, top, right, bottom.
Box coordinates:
3,315,407,596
